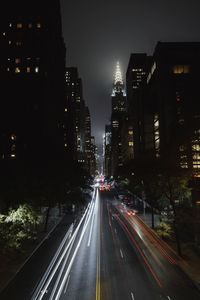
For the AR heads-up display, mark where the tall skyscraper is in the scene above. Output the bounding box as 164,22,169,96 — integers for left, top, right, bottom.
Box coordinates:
84,106,92,174
145,42,200,175
0,1,66,163
126,53,152,160
104,125,112,177
65,67,95,174
110,62,127,176
65,67,83,158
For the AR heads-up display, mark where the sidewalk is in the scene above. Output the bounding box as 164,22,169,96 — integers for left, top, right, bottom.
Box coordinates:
138,211,161,228
137,212,200,289
0,207,66,292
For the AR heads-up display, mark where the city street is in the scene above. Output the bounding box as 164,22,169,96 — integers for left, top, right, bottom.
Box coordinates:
1,188,200,300
1,2,200,300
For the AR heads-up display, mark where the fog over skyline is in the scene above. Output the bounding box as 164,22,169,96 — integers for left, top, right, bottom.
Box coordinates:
60,0,200,146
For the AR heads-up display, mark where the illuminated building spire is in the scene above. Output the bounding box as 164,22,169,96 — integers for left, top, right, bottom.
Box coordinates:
112,61,126,96
114,61,123,84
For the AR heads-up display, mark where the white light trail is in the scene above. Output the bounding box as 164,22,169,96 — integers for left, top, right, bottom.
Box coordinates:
131,292,135,300
32,200,93,300
54,198,96,300
31,224,73,299
63,275,70,294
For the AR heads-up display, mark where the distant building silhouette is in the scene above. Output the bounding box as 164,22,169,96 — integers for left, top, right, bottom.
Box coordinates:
65,67,96,175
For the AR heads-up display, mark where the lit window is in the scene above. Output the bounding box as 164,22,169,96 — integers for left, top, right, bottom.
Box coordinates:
64,143,67,148
35,67,39,73
26,67,31,73
11,154,16,158
15,58,20,64
178,118,184,125
16,41,22,46
36,23,41,28
180,162,188,169
8,40,11,45
173,65,190,74
11,134,16,141
2,32,6,36
64,108,67,112
7,67,10,72
192,144,200,151
15,67,21,73
129,142,134,146
17,23,23,29
9,23,12,28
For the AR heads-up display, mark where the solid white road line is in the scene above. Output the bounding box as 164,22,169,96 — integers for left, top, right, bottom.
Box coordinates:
32,224,73,299
54,199,95,300
87,210,95,247
49,233,76,300
131,292,135,300
64,275,70,294
34,202,92,300
120,249,124,259
88,191,98,247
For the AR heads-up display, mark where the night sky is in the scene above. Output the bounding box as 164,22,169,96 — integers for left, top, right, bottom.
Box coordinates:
60,0,200,146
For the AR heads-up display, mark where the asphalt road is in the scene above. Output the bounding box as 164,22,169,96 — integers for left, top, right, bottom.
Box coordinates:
1,188,200,300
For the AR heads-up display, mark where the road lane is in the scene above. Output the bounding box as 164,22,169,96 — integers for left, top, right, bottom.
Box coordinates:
1,188,200,300
100,193,161,300
57,188,100,300
111,197,200,300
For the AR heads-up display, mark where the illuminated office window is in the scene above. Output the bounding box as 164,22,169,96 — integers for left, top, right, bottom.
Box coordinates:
173,65,190,74
17,23,23,29
15,58,21,64
15,67,21,73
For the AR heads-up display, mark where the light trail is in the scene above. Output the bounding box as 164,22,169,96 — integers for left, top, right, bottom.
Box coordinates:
49,230,77,300
53,197,96,300
63,275,70,294
31,224,73,299
120,248,124,259
88,190,98,247
131,292,135,300
115,214,163,288
32,196,95,300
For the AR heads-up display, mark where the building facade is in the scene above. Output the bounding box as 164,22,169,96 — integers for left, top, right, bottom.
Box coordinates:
145,42,200,174
110,62,127,176
0,1,66,164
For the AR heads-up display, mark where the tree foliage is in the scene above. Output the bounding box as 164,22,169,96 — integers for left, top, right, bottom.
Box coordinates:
0,204,41,253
